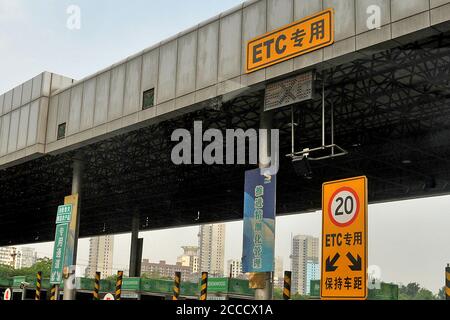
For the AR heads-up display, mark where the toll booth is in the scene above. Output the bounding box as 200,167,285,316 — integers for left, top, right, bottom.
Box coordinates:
0,275,255,300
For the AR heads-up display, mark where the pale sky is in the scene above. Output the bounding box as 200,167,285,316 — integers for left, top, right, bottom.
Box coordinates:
2,0,450,294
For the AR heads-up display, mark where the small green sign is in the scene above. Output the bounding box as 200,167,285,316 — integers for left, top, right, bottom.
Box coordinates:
50,223,69,284
206,278,229,293
122,277,141,291
12,276,27,288
56,204,73,224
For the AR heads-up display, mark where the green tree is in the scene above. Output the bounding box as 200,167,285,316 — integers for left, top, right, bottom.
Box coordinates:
437,287,446,300
105,274,118,282
415,288,435,300
398,282,438,300
273,288,283,300
404,282,421,297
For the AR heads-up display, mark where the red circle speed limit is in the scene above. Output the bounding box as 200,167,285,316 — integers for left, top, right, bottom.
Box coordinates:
328,187,360,227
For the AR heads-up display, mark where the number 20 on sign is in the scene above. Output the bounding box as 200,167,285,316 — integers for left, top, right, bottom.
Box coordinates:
321,176,368,300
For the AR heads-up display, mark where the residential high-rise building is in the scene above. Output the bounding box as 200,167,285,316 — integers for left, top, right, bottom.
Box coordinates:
198,224,225,277
141,259,195,282
177,246,199,273
273,256,284,288
0,247,16,267
306,260,320,295
85,235,114,278
0,247,36,269
291,235,320,295
227,259,245,279
15,247,37,269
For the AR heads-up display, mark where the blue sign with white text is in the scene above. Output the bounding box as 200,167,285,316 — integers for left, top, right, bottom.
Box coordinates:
242,168,276,273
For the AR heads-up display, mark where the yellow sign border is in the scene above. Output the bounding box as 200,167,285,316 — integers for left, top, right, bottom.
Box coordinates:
246,8,335,73
320,176,368,300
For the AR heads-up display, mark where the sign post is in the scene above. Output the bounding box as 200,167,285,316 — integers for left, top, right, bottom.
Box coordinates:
321,176,368,300
446,264,450,300
50,204,73,299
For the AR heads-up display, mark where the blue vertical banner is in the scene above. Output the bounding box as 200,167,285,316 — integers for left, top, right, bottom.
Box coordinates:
242,168,277,273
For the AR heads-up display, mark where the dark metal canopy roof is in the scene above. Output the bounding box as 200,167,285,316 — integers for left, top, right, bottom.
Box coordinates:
1,32,450,246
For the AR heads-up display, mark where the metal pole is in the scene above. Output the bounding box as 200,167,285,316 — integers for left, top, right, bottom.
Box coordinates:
172,272,181,300
331,100,335,155
115,271,123,300
63,152,84,300
200,272,208,301
322,79,326,148
21,286,27,300
93,272,101,300
129,211,140,277
291,106,295,155
446,264,450,300
50,284,59,301
255,104,274,300
35,271,42,300
283,271,292,300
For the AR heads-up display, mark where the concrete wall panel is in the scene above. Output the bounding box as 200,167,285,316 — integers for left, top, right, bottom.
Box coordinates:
46,96,58,142
124,57,142,115
324,0,356,41
51,74,73,94
0,94,4,115
12,85,22,110
8,109,20,153
391,0,429,22
68,85,83,135
196,21,219,89
94,71,110,126
266,0,294,78
31,74,43,101
142,49,159,94
37,97,49,144
294,0,322,19
219,11,242,82
431,0,450,8
81,78,96,131
22,79,33,105
57,90,70,128
17,104,30,150
241,0,267,81
3,90,12,114
108,64,126,120
0,114,10,156
158,41,178,103
267,0,293,29
42,72,52,97
177,31,197,96
27,100,39,146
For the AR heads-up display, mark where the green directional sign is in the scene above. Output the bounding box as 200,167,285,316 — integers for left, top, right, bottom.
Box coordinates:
206,278,229,293
56,204,73,224
50,223,69,284
122,277,141,291
12,276,27,288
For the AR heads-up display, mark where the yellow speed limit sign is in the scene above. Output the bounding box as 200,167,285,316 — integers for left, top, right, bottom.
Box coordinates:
321,176,368,300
